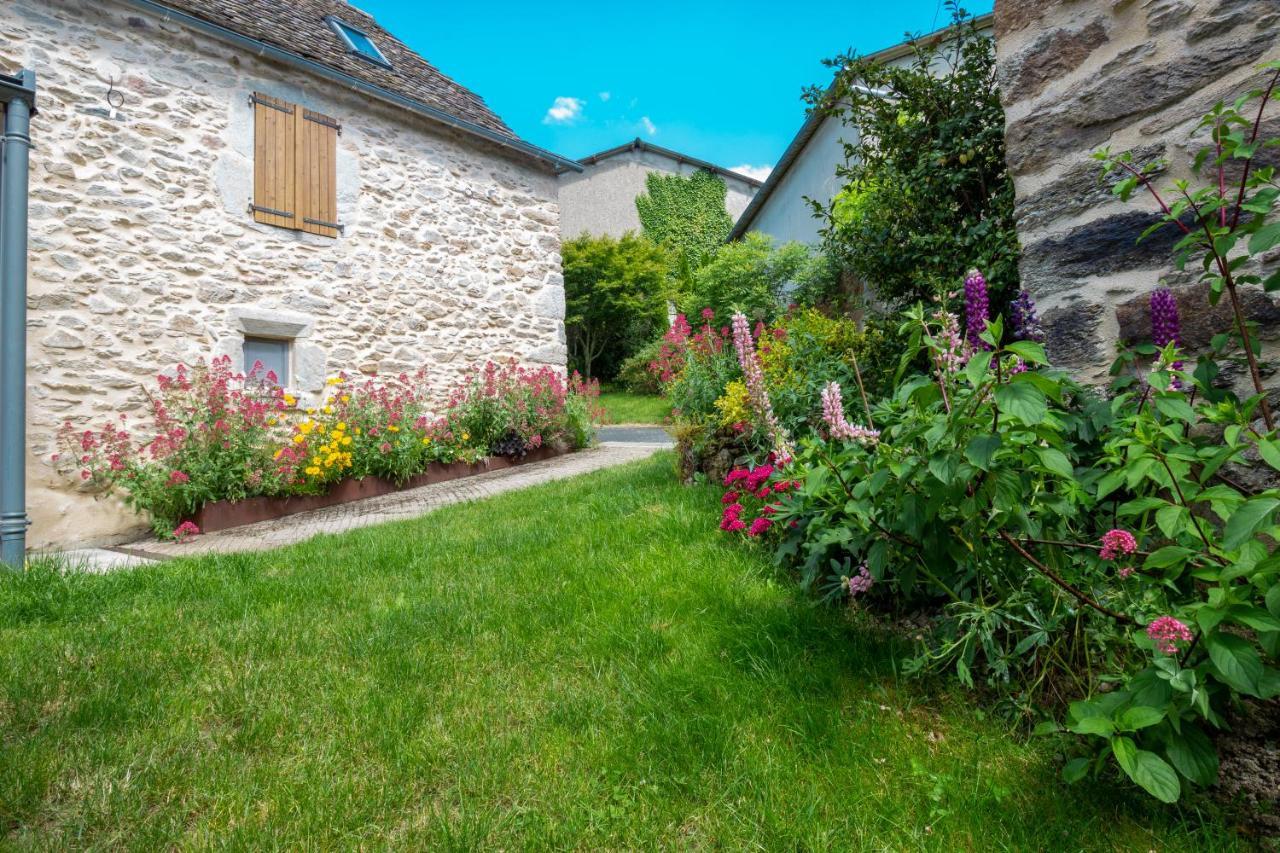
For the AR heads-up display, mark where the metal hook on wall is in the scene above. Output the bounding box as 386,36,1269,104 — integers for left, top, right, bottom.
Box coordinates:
106,76,125,110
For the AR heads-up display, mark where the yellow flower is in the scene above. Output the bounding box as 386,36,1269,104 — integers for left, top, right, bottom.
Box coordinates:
273,449,284,459
354,427,362,435
461,432,470,442
387,424,400,433
305,466,321,476
323,406,334,415
341,436,352,446
340,395,350,403
283,394,296,406
311,456,322,465
306,407,315,415
336,421,347,431
421,437,431,445
292,435,305,445
266,417,276,425
326,376,343,386
299,421,314,435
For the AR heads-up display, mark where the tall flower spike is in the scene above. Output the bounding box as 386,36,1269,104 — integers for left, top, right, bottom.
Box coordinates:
1149,287,1184,388
731,313,793,461
820,382,879,443
1009,289,1045,343
963,269,991,351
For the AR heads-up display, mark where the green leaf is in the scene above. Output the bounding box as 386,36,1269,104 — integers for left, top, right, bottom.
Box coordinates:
1119,496,1168,517
965,434,1002,471
1257,438,1280,471
1005,340,1048,365
1224,497,1280,549
1230,605,1280,632
1062,757,1091,784
1166,725,1219,786
1155,504,1188,540
964,351,990,388
1036,447,1074,479
1117,705,1165,732
1207,632,1264,696
1249,221,1280,254
1267,584,1280,619
1113,737,1180,802
1096,470,1126,501
1144,545,1194,570
1154,395,1197,424
1070,716,1115,738
993,382,1047,425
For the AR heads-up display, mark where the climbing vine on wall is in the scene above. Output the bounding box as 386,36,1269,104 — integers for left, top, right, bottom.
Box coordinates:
636,170,734,295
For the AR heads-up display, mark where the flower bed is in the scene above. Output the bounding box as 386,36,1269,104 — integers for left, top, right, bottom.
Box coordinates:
192,444,565,533
56,357,601,539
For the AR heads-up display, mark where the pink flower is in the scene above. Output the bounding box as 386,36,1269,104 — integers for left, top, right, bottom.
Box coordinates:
1146,616,1192,655
820,381,879,444
747,517,772,537
173,521,201,543
726,519,746,532
1100,529,1137,560
1118,566,1135,579
847,564,873,597
167,470,189,486
701,307,715,321
379,442,392,454
731,312,793,460
721,490,740,504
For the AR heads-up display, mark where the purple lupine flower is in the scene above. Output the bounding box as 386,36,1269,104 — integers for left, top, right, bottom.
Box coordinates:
1149,288,1181,349
964,269,991,351
1149,287,1184,387
1009,290,1045,343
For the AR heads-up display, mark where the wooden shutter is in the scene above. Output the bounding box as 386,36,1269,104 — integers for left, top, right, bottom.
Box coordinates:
251,93,342,238
251,92,297,229
296,107,340,238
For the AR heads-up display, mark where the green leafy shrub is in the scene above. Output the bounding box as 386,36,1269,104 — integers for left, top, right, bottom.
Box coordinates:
562,232,668,380
617,337,665,394
636,169,733,297
684,234,827,326
808,6,1019,307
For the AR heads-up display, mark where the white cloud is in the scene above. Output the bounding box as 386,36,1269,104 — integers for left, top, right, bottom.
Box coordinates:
639,115,657,136
543,96,584,125
730,164,773,182
598,91,611,102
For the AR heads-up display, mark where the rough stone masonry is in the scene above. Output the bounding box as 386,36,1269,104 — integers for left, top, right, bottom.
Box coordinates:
5,0,568,550
994,0,1280,384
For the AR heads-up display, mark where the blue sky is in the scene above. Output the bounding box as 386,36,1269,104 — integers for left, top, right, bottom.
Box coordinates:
355,1,994,179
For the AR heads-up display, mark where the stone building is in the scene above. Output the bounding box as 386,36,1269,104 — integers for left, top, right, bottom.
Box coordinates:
994,0,1280,383
558,138,761,238
4,0,580,550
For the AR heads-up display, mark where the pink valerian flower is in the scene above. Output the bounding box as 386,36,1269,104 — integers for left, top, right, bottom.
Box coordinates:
1118,566,1135,579
166,470,190,487
730,312,793,461
847,564,874,597
747,517,773,537
819,382,880,444
1146,616,1193,655
701,307,716,321
172,521,201,542
1100,529,1137,560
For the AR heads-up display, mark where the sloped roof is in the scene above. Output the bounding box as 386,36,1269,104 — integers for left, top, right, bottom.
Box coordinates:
125,0,580,170
730,13,995,239
579,139,766,188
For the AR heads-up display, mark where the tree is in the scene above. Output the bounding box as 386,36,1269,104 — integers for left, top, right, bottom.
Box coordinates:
807,5,1020,308
562,233,668,380
635,170,734,296
685,234,834,325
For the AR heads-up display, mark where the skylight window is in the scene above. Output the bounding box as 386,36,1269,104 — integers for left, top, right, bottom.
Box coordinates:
325,16,392,69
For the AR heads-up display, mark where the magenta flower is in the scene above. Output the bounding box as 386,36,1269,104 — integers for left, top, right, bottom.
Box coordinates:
1118,566,1135,579
173,521,201,543
166,470,189,487
1010,289,1045,343
1147,616,1192,655
747,517,773,537
1100,529,1137,560
964,269,991,351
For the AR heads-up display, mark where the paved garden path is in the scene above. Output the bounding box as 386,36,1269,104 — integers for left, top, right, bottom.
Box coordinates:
58,432,671,569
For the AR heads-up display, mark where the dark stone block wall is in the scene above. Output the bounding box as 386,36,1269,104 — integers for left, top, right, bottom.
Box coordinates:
993,0,1280,383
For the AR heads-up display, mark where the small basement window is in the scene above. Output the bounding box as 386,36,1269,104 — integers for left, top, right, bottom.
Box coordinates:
325,16,392,69
243,336,291,387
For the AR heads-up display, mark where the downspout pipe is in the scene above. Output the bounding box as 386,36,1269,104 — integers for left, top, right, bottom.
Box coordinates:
0,69,36,570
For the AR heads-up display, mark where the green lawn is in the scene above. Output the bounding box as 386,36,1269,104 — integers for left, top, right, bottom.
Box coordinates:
0,455,1240,848
598,390,670,424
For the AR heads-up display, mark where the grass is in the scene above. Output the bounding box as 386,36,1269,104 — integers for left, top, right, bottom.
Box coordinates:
597,389,670,424
0,454,1242,849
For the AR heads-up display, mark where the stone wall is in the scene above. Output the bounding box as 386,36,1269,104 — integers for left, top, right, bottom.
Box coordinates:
994,0,1280,383
5,0,567,549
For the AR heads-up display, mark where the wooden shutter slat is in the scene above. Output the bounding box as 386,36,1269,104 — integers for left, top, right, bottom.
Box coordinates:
252,92,296,229
295,108,339,237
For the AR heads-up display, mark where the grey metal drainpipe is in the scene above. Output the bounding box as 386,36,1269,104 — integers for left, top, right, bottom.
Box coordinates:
0,69,36,571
